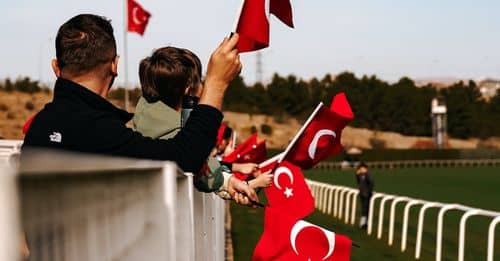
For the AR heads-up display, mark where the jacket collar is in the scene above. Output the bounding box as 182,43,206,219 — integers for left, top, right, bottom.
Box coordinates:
54,77,133,123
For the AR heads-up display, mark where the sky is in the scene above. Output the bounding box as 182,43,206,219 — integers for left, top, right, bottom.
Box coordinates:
1,0,500,87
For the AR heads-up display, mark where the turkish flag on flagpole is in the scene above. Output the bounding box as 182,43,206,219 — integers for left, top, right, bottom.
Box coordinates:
127,0,151,35
253,207,353,261
280,93,354,169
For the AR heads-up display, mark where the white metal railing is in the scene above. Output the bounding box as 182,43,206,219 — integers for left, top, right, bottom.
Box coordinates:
0,139,22,168
316,159,500,170
306,180,500,261
1,148,225,261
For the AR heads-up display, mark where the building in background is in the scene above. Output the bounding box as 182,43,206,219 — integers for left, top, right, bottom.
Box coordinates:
431,97,447,149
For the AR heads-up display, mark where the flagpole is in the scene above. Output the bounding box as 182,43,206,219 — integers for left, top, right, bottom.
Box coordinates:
278,102,324,163
123,0,129,111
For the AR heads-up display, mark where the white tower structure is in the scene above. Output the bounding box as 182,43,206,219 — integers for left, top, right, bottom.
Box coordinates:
431,97,447,148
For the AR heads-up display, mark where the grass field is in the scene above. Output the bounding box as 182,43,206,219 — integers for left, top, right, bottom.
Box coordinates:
231,166,500,260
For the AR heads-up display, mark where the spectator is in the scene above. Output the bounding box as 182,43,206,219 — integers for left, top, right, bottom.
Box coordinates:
132,46,264,200
22,14,256,205
355,162,374,229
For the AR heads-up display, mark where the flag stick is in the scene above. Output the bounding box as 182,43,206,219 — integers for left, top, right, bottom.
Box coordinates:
258,152,284,169
123,0,130,111
232,0,246,33
278,103,324,163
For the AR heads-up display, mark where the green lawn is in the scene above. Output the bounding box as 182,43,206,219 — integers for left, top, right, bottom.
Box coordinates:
231,167,500,260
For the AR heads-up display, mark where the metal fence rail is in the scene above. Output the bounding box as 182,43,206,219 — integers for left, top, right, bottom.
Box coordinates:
306,180,500,261
315,159,500,170
1,148,225,261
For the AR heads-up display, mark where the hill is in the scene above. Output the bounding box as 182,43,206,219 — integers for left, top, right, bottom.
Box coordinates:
1,91,499,149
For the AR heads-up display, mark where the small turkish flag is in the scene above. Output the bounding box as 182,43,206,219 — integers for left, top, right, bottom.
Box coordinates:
223,134,267,164
284,93,354,169
253,207,353,261
270,0,294,28
127,0,151,36
235,0,294,52
224,133,267,180
264,161,314,220
235,0,269,52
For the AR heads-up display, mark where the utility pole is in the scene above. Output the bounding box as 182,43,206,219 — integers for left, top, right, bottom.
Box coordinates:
256,51,263,84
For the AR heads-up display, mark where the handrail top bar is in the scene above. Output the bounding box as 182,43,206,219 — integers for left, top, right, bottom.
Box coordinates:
308,181,500,216
18,148,185,178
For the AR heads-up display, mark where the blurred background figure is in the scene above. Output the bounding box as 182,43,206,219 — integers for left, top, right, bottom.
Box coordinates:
355,162,374,230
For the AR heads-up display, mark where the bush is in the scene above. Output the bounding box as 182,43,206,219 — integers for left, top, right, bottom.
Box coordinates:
260,124,273,135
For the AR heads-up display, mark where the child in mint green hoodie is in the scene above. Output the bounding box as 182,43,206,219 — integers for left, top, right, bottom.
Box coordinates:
132,46,266,202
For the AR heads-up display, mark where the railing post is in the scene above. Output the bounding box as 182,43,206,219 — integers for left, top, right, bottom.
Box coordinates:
415,202,441,259
487,216,500,261
327,186,336,215
368,193,385,235
334,187,341,218
350,190,359,225
458,209,480,261
377,195,395,239
435,204,459,261
388,197,410,245
401,200,423,252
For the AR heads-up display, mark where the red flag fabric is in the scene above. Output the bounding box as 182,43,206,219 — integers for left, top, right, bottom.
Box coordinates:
223,134,266,164
264,161,314,220
270,0,294,28
127,0,151,36
224,134,267,181
235,0,270,52
284,93,353,169
253,207,352,261
22,115,36,135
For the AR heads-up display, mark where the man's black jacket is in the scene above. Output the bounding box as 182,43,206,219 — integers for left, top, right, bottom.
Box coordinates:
22,78,222,173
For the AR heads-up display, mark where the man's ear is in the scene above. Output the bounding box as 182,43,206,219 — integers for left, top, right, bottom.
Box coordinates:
51,59,61,77
111,55,120,76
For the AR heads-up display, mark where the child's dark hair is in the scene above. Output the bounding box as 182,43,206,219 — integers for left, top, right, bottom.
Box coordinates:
139,47,202,109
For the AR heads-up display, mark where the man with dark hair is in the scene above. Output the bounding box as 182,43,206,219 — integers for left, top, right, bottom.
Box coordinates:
22,14,256,204
355,162,374,229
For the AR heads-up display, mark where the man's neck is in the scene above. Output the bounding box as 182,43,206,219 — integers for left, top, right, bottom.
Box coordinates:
63,75,109,98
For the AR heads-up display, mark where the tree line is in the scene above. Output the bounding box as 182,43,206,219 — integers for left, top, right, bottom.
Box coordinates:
223,72,500,139
2,73,499,139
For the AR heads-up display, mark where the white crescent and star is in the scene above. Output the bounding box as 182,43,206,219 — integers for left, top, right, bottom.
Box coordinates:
308,129,337,160
290,220,336,260
273,166,294,190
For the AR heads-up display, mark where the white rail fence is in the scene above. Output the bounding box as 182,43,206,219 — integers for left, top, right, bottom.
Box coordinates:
316,159,500,170
306,180,500,261
0,147,225,261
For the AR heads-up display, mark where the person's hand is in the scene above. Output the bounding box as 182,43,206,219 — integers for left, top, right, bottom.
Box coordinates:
232,162,258,175
228,175,259,206
200,34,242,110
249,170,273,189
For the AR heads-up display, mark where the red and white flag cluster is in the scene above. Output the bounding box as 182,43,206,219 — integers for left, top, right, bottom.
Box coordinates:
252,92,355,261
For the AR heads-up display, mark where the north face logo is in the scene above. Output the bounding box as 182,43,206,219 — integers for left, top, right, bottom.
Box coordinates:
49,132,62,143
